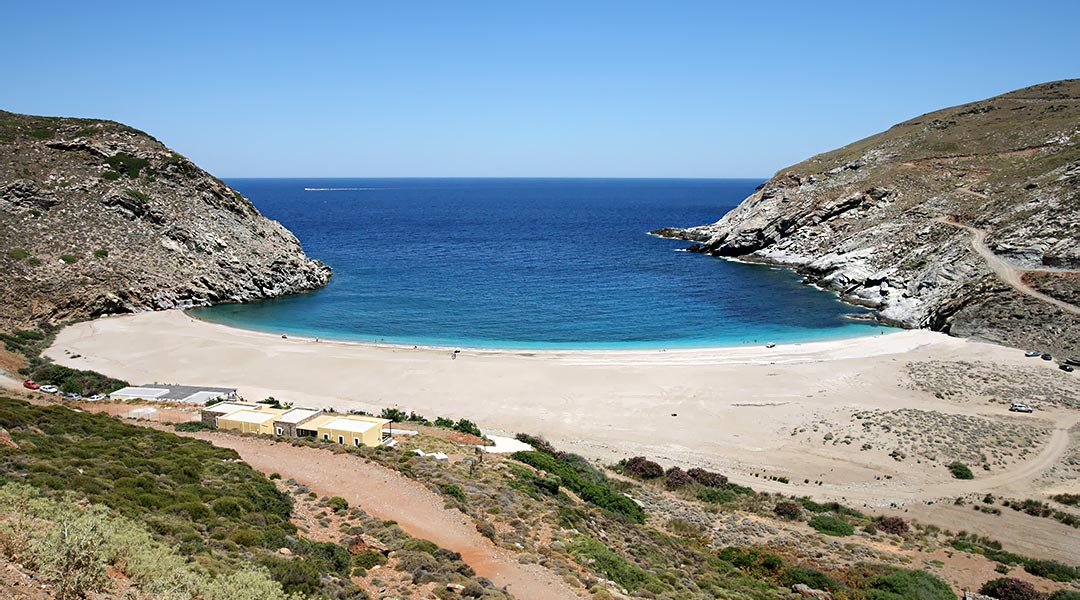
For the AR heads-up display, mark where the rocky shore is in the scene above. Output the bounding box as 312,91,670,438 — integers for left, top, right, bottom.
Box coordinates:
0,110,330,329
654,80,1080,357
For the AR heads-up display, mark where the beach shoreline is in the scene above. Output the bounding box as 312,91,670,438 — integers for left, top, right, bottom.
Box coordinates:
43,310,1080,511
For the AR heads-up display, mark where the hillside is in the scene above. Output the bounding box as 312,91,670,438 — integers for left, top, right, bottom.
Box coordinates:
0,110,330,329
655,79,1080,356
4,395,1079,599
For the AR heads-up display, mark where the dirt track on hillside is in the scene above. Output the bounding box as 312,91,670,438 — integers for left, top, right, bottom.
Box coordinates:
176,431,584,600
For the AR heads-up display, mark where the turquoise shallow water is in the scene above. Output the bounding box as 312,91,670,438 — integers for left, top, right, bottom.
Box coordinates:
192,178,886,349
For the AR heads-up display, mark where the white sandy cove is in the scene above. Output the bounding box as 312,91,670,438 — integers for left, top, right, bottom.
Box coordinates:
46,310,1076,506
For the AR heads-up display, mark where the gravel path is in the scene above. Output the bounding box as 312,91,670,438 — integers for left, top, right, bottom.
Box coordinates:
177,431,584,600
942,217,1080,316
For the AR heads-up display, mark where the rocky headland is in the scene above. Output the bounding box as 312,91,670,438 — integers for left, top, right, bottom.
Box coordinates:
655,79,1080,356
0,110,330,329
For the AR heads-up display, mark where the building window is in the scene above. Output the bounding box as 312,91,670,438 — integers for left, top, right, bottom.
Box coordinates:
353,438,360,447
323,434,329,441
338,435,344,444
276,427,283,436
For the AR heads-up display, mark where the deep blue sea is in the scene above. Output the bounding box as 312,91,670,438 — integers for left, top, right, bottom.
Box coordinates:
192,178,884,349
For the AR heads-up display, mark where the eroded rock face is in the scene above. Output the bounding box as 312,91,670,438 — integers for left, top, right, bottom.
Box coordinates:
656,80,1080,355
0,110,331,329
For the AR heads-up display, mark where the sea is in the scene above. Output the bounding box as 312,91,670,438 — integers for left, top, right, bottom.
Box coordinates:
191,178,885,349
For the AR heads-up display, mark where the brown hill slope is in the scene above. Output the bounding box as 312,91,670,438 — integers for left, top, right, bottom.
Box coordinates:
0,110,330,329
656,79,1080,356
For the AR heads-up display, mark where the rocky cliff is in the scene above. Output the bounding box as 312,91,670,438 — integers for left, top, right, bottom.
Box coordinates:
0,110,330,329
655,80,1080,356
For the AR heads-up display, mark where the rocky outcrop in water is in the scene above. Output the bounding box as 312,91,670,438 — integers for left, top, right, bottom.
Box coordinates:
0,110,330,329
655,80,1080,356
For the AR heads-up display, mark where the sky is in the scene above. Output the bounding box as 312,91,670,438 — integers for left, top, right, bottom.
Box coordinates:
3,1,1078,178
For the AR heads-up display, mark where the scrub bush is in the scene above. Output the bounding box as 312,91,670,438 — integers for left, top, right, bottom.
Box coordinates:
622,456,664,479
979,577,1045,600
665,466,693,489
808,515,854,537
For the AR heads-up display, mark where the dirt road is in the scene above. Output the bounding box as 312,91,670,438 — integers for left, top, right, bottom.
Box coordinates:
177,431,584,600
941,217,1080,316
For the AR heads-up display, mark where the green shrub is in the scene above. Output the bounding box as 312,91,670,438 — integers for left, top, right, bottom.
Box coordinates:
352,550,387,570
569,536,652,591
60,254,78,264
174,421,216,432
440,483,467,503
104,153,149,178
92,249,108,258
808,515,854,536
7,248,28,260
1024,559,1078,582
1051,493,1080,507
402,538,438,555
453,418,482,437
379,408,407,421
511,450,644,522
718,546,785,579
859,567,954,599
779,566,840,591
102,171,121,181
948,462,974,479
326,496,348,513
1049,590,1080,600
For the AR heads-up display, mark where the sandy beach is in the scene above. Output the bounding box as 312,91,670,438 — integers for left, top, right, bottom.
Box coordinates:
45,310,1080,510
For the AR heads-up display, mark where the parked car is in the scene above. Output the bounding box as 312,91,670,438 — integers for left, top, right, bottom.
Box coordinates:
1041,353,1053,361
1067,357,1080,367
87,394,105,401
1025,350,1041,357
39,385,59,394
22,379,39,390
1062,364,1075,373
1009,402,1034,413
63,392,82,400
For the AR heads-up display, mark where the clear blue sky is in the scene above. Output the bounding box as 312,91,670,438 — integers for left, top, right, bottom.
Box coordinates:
3,1,1077,178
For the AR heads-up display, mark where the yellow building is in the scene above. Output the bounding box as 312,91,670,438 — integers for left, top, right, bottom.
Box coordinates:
297,414,391,447
216,407,287,435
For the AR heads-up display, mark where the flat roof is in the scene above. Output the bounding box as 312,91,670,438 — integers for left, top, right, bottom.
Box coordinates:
111,386,169,399
205,401,262,414
118,384,237,403
219,409,282,425
276,408,321,424
322,417,380,434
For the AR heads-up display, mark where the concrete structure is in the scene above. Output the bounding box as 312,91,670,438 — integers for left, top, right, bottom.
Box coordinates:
296,414,392,447
217,408,287,435
112,384,238,404
272,407,323,437
201,401,263,426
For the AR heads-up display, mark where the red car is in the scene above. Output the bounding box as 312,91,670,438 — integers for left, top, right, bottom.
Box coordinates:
23,379,40,390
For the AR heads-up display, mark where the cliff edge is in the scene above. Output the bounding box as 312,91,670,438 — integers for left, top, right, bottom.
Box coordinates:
0,110,331,329
655,80,1080,355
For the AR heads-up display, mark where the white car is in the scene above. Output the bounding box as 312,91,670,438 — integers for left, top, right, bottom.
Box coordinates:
87,394,105,401
1009,403,1034,413
39,385,59,394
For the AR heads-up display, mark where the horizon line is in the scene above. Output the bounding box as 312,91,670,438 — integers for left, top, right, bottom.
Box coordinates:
219,175,770,181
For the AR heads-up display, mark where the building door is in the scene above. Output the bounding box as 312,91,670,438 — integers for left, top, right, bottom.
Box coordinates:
338,435,344,444
353,437,360,447
323,434,329,441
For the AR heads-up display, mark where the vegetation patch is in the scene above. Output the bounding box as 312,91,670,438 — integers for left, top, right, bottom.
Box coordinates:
6,248,28,260
104,153,149,178
808,515,855,536
511,450,645,523
948,461,974,479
